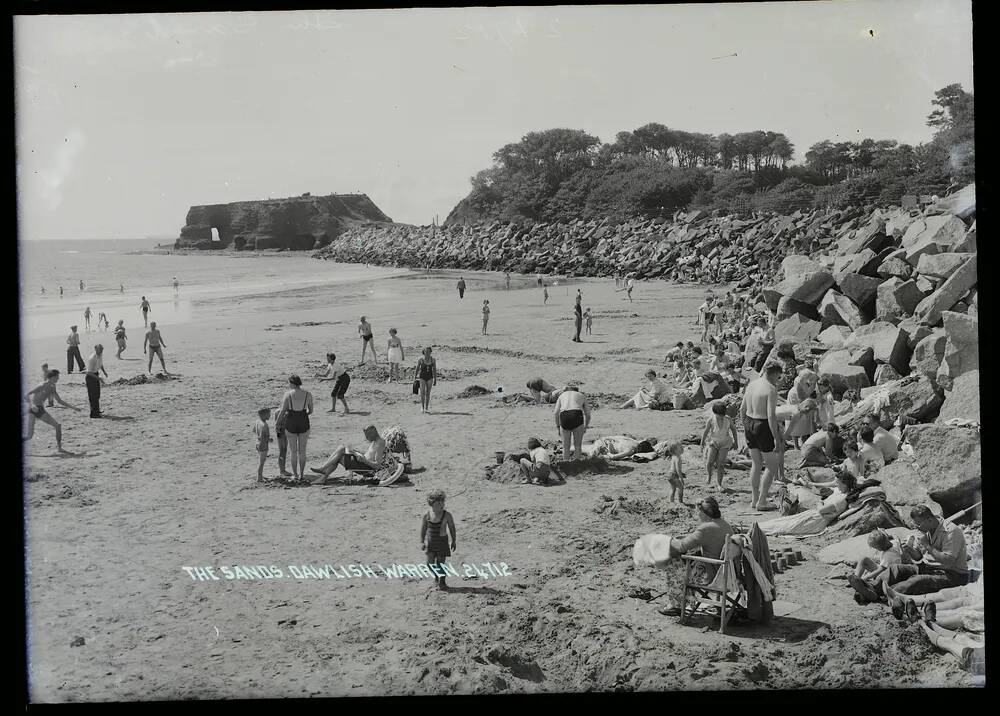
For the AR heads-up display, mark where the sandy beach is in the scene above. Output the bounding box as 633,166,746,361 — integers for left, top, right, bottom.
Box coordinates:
21,269,973,699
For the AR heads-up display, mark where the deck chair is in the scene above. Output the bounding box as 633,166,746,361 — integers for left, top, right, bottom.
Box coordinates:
347,452,406,486
679,534,749,634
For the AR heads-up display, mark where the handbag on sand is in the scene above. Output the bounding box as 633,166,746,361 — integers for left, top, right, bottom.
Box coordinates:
412,379,420,395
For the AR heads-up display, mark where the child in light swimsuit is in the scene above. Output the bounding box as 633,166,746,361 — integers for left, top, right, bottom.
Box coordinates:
667,443,685,503
584,308,592,335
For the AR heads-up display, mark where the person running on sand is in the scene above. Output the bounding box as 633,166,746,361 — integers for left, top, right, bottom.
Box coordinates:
24,370,80,451
144,322,168,374
114,320,127,358
140,296,151,327
358,316,377,365
414,347,437,413
309,425,385,483
481,300,490,335
317,352,351,414
739,361,783,511
253,408,272,482
553,386,590,460
543,285,549,304
584,308,593,335
84,307,92,332
421,490,457,590
702,401,738,488
457,277,466,299
519,438,552,484
572,296,583,342
386,329,405,383
276,375,313,480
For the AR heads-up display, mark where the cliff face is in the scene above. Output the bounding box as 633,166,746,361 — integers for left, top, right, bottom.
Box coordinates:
175,193,392,250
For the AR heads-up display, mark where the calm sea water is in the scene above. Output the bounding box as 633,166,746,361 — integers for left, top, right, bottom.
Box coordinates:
18,239,408,340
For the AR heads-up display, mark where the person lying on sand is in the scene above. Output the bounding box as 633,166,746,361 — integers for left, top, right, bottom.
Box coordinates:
583,435,657,460
917,620,984,674
309,425,385,484
620,369,669,410
884,580,984,631
758,470,855,536
519,438,551,484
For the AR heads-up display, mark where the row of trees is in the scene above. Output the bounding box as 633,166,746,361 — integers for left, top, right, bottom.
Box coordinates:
445,84,974,226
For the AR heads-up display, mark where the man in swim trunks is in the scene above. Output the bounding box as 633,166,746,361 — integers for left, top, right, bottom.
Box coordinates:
739,361,783,511
308,425,386,483
144,321,168,374
358,316,377,365
554,386,590,461
140,296,151,327
24,369,81,451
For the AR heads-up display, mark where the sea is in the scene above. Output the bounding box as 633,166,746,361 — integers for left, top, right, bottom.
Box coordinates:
17,239,413,341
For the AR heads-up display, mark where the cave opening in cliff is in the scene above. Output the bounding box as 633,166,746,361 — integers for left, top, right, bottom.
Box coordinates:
210,227,221,242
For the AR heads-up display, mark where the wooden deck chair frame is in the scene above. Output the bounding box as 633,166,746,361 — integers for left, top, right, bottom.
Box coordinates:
348,453,406,486
679,533,748,634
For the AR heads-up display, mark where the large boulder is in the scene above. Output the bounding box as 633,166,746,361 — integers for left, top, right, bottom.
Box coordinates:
874,364,902,385
837,272,882,312
936,311,979,390
933,183,976,221
843,321,912,374
833,249,880,282
876,255,913,280
897,317,933,350
817,324,852,349
913,255,977,326
937,370,980,424
774,313,821,344
909,330,947,382
875,277,924,323
817,349,871,395
898,424,981,514
916,252,975,281
884,211,917,239
769,267,836,307
838,375,944,432
775,294,821,322
818,289,867,330
902,215,975,265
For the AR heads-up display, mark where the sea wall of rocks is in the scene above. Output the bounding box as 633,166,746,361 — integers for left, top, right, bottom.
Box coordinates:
175,193,393,251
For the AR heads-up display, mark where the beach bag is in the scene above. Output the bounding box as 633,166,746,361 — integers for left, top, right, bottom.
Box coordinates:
412,379,420,395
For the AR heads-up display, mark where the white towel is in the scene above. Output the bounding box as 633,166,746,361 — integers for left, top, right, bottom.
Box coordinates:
632,534,676,569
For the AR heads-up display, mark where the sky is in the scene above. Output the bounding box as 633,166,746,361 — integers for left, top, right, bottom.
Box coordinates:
15,1,974,240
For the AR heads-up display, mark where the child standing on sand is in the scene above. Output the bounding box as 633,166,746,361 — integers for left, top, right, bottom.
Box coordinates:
420,490,457,590
254,408,271,481
584,308,593,335
667,443,686,503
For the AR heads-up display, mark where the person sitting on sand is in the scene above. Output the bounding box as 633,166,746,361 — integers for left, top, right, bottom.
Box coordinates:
665,341,685,364
848,528,908,598
553,386,590,461
24,369,81,451
519,438,552,484
309,425,386,484
861,413,899,464
857,427,886,475
526,377,563,404
583,435,656,460
759,470,856,536
621,369,669,410
797,422,844,467
317,352,351,414
878,505,968,596
702,401,739,488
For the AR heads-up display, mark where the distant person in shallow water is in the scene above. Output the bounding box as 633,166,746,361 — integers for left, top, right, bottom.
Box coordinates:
358,316,377,365
482,300,491,334
457,277,466,299
140,296,151,326
84,307,92,332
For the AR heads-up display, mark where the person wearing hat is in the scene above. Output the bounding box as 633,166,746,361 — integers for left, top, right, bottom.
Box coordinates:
66,325,85,373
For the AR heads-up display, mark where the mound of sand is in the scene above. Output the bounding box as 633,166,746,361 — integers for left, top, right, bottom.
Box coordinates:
483,459,566,486
110,373,177,386
455,385,492,399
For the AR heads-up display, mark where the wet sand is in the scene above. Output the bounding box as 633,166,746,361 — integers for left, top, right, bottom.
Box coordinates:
21,271,973,699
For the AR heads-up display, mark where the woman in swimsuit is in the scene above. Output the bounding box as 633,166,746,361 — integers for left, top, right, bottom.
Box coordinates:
276,375,313,480
414,347,437,414
24,369,80,451
317,353,351,414
553,386,590,461
358,316,377,365
481,300,491,335
114,320,127,358
386,329,405,383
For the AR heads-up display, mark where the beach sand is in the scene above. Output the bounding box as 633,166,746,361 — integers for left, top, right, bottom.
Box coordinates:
21,271,973,698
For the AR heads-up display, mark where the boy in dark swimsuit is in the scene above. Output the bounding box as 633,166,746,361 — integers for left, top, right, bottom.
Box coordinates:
421,490,457,590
